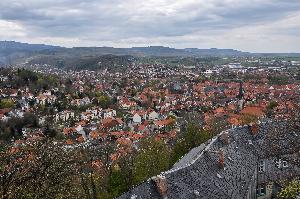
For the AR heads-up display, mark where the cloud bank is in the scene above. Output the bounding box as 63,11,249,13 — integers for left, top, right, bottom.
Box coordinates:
0,0,300,52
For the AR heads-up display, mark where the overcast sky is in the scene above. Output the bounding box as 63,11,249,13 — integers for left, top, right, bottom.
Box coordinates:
1,0,300,52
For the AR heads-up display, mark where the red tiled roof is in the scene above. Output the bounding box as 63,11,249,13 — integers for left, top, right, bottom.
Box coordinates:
116,138,132,146
154,118,174,126
90,131,99,139
110,131,126,137
241,106,264,117
77,136,85,143
66,139,73,145
138,125,145,131
0,108,11,114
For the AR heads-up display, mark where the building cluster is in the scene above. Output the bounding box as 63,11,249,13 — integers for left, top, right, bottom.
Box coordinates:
0,59,299,198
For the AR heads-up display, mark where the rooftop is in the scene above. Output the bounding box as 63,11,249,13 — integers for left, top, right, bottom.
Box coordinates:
118,120,300,199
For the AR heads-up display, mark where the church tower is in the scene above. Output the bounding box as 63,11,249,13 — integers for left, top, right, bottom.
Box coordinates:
236,81,245,112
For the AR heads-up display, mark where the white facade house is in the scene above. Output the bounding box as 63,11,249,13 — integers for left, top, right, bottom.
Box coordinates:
132,113,142,124
148,111,159,120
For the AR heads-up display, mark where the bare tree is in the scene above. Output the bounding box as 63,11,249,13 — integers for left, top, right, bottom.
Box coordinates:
0,138,86,199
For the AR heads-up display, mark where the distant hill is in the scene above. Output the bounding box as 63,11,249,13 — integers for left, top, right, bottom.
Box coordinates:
0,41,62,66
184,48,250,57
0,41,299,68
27,54,135,71
0,41,62,52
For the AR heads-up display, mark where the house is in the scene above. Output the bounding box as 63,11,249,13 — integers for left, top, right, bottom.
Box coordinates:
89,131,99,140
148,111,159,120
0,113,8,121
36,94,57,105
55,111,75,122
43,90,52,96
132,113,142,124
120,99,137,110
154,118,174,129
71,97,91,106
103,109,117,119
36,94,47,105
101,118,124,130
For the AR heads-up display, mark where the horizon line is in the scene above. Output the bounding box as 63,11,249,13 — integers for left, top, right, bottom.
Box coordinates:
1,40,300,54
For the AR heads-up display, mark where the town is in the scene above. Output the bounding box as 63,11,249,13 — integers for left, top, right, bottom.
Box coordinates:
0,55,299,198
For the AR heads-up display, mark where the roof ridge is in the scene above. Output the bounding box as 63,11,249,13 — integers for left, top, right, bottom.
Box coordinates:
162,130,227,175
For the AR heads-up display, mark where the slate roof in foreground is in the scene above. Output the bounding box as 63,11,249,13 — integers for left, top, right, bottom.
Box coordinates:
118,121,300,199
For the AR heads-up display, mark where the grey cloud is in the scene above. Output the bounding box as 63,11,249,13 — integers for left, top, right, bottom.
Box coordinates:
0,0,299,52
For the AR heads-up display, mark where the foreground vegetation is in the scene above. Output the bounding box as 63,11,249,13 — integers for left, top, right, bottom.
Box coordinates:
0,123,211,199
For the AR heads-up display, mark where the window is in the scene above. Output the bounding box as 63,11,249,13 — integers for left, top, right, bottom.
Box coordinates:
260,186,266,195
256,185,266,196
258,160,265,173
275,159,288,168
282,160,288,168
275,160,281,168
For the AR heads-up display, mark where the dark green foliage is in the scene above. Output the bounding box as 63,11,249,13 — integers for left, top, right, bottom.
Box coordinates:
170,139,188,166
267,101,278,110
170,123,211,165
94,94,112,109
0,99,14,109
23,112,39,127
0,113,39,141
133,138,170,185
107,169,127,198
1,69,59,91
18,68,38,83
185,123,211,149
0,139,86,199
43,125,58,138
267,75,290,85
266,101,279,117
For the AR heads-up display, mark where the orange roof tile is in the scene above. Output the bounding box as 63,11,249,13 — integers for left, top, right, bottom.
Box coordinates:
241,106,264,117
77,136,85,143
90,131,99,139
66,139,73,145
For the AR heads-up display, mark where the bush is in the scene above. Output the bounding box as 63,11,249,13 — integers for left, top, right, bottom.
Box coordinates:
278,180,300,199
0,99,14,109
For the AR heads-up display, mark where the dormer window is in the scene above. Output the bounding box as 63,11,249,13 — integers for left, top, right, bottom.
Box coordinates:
282,160,288,168
275,160,281,168
258,160,265,173
275,159,288,168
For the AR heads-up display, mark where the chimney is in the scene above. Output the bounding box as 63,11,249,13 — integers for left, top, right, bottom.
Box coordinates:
249,123,259,135
218,149,225,169
219,132,229,145
152,175,168,199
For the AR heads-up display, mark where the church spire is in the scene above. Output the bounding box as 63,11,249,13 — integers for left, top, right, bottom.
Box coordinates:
237,81,244,100
236,81,245,112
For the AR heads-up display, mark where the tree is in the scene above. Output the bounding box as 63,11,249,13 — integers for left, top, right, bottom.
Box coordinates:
0,99,14,109
118,154,135,189
267,101,279,110
95,94,111,109
266,100,278,117
207,115,229,136
278,180,300,199
133,138,169,185
0,139,86,199
184,123,211,149
23,112,39,128
170,139,188,166
43,125,58,138
107,166,127,198
170,123,211,165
